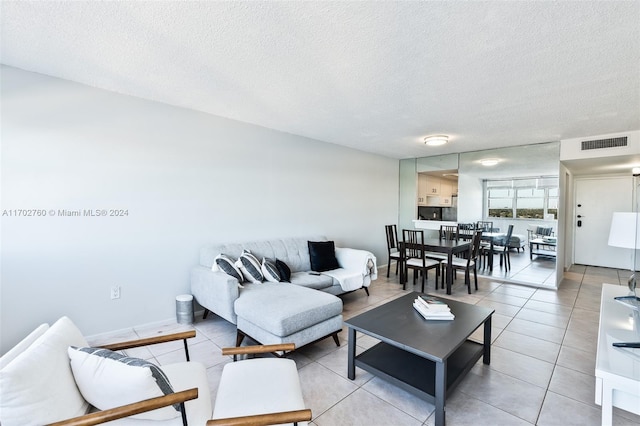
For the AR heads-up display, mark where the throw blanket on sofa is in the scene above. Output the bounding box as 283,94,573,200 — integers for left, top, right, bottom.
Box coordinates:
323,248,377,291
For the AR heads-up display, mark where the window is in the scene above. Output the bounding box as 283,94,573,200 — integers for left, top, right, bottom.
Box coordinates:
486,177,558,219
487,188,514,218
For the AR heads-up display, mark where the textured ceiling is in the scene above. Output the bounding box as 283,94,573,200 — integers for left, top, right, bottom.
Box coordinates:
1,1,639,159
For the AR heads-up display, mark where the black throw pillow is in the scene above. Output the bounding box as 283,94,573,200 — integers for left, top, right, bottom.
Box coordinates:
308,241,340,272
275,259,291,282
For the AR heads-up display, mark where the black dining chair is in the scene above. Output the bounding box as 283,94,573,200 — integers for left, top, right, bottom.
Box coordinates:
441,230,482,293
458,223,476,241
402,229,441,292
439,224,460,241
385,225,402,278
476,221,494,232
426,224,459,262
482,224,514,270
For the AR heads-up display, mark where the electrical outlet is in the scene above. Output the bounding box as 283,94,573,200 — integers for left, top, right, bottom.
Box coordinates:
110,286,121,300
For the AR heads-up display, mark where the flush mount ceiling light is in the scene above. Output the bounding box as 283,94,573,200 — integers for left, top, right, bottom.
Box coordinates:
480,158,499,167
424,135,448,146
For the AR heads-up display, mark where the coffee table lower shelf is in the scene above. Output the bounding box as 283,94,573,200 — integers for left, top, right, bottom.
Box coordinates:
355,340,484,402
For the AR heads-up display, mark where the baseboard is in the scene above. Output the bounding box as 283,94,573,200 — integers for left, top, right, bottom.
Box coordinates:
85,311,207,342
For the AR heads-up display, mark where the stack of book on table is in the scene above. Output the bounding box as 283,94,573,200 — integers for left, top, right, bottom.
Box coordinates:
413,295,454,320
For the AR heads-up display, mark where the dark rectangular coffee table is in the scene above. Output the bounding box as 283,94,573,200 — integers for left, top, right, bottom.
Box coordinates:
346,292,494,426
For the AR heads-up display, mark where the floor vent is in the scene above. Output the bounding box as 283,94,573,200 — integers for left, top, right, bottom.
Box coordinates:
581,137,627,151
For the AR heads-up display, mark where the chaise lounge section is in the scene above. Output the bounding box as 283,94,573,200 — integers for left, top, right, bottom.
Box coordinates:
191,236,377,351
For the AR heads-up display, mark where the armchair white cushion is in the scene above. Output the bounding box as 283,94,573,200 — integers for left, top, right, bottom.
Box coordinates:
209,343,310,426
0,323,49,370
212,358,305,421
0,317,212,426
0,317,89,425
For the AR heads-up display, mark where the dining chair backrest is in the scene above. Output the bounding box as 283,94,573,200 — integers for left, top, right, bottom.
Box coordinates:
402,229,425,261
385,225,399,253
471,230,483,261
498,224,514,249
458,223,476,240
476,221,494,232
440,224,460,241
459,230,483,268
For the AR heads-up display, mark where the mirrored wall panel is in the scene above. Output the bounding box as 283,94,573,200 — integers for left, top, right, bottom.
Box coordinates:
399,142,560,288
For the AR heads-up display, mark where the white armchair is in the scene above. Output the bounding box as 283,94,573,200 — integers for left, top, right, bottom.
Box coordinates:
0,317,211,426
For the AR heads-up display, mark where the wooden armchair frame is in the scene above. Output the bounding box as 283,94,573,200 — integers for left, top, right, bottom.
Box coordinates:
206,343,312,426
47,330,199,426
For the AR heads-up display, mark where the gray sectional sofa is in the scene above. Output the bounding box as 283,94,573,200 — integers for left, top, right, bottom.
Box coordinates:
190,236,377,350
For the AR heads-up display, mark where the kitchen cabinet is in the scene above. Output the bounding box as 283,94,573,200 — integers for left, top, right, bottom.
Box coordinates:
417,174,428,205
425,176,441,195
440,181,452,198
419,174,458,207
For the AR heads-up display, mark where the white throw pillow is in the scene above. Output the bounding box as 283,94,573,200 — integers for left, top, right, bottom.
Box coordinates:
67,346,180,420
0,317,89,426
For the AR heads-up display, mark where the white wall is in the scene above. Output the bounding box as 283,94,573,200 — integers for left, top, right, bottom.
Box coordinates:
456,173,483,223
0,67,399,353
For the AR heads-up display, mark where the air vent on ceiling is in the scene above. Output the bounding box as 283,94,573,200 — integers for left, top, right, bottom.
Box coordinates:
581,137,627,151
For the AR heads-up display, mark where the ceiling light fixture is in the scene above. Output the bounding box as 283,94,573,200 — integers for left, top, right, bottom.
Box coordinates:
424,135,448,146
480,158,499,167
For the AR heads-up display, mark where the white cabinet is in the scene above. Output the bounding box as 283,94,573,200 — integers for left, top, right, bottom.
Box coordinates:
595,284,640,424
418,175,458,207
439,181,453,206
417,174,428,205
440,181,452,198
425,176,441,195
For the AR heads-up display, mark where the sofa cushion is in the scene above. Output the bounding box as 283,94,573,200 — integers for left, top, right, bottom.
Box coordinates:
276,259,292,282
308,241,340,272
261,258,281,283
215,254,244,283
536,226,553,237
236,250,263,283
68,347,180,420
199,236,327,272
234,283,342,336
0,316,89,426
289,271,334,290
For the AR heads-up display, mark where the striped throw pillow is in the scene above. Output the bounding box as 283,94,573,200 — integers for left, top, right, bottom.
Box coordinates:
261,258,281,282
237,250,263,283
67,346,179,420
215,254,244,284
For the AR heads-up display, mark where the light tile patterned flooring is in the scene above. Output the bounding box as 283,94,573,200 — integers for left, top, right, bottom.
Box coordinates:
476,247,557,288
89,264,640,425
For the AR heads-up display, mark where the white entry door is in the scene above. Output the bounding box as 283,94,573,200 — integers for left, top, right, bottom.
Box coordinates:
574,176,632,268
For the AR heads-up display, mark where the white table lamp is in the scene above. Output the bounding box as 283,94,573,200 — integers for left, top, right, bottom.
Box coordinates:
608,212,640,296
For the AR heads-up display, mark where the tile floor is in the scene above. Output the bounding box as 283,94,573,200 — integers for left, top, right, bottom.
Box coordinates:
89,264,640,425
477,246,557,288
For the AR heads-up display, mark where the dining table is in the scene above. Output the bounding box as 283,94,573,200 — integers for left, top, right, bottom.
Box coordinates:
399,238,471,295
